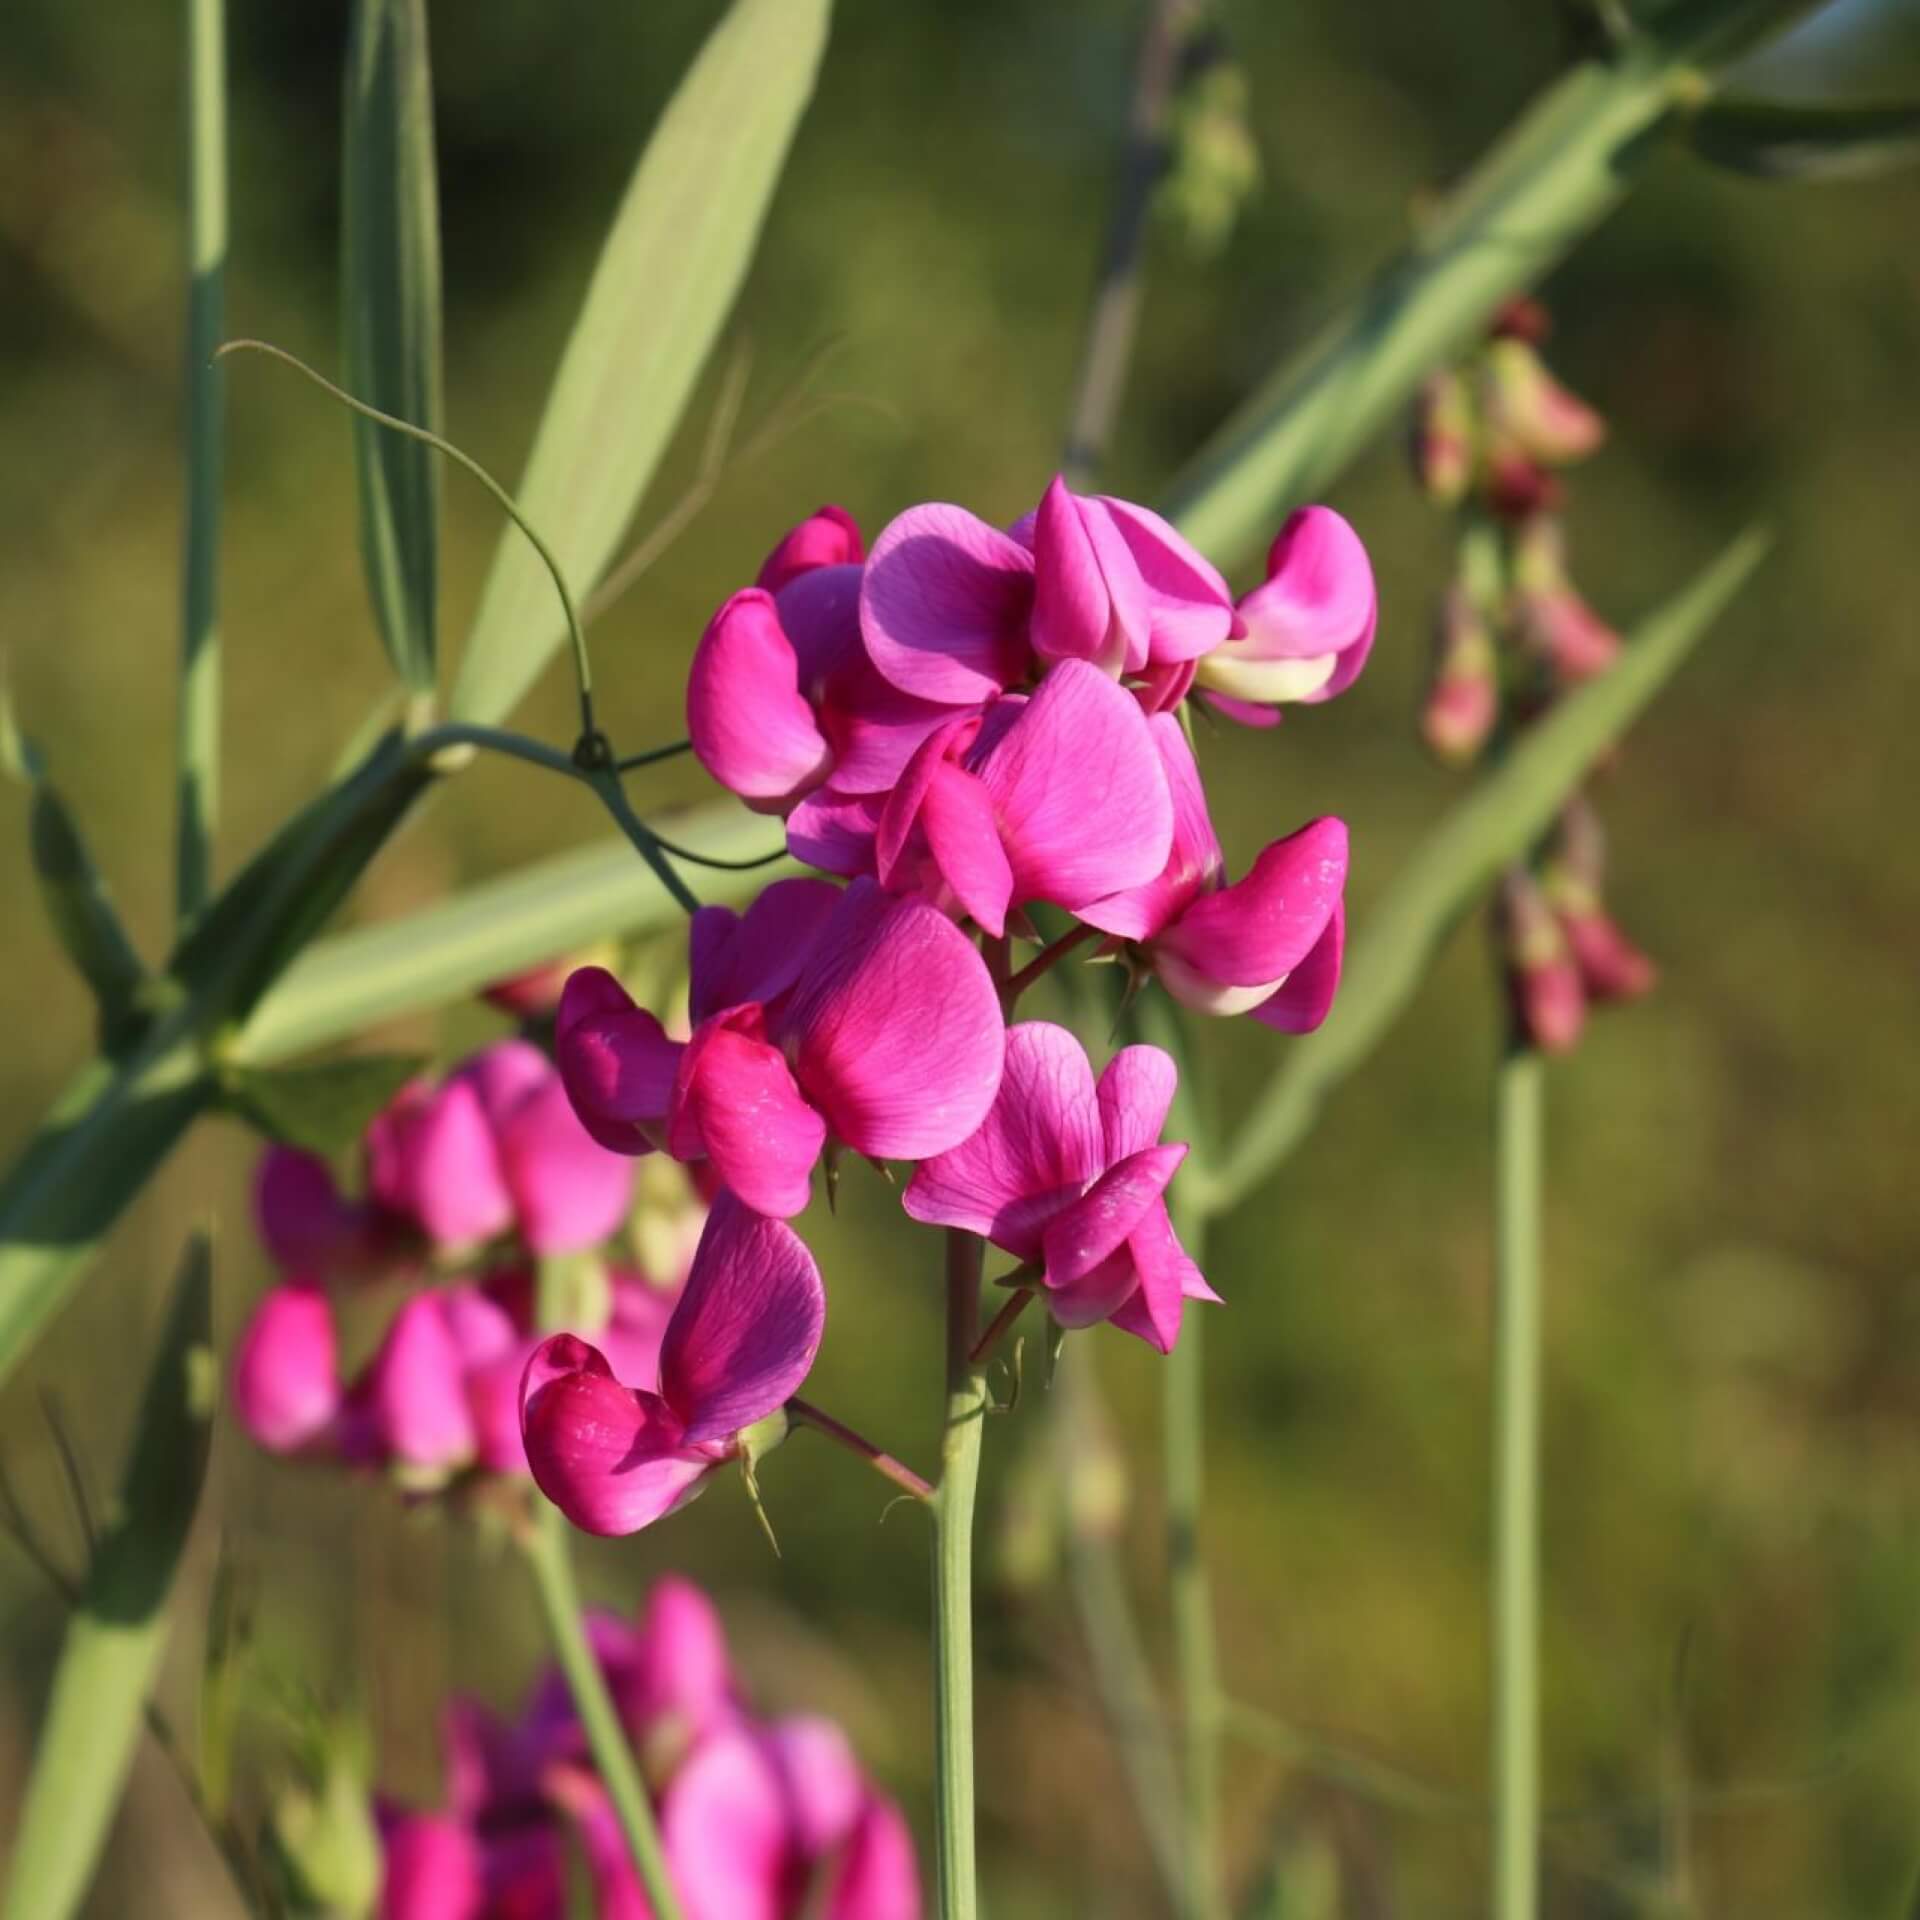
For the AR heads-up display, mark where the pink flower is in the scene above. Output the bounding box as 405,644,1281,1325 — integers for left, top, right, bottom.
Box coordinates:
520,1195,825,1536
1499,867,1586,1054
1560,906,1656,1004
869,660,1174,937
230,1280,340,1453
757,504,865,594
1193,507,1376,718
556,880,1006,1220
1079,717,1347,1031
904,1023,1217,1352
376,1811,483,1920
1479,337,1605,469
1510,516,1618,685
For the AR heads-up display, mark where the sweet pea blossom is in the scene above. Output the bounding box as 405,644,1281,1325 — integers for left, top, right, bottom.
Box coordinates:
520,1195,825,1535
555,879,1005,1219
905,1023,1217,1352
1078,716,1347,1030
256,1040,633,1273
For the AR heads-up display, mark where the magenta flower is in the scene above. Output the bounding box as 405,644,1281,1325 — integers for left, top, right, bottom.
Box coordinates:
1077,717,1347,1030
555,879,1006,1220
905,1022,1216,1352
757,503,865,594
230,1280,340,1453
1192,506,1377,721
520,1195,825,1536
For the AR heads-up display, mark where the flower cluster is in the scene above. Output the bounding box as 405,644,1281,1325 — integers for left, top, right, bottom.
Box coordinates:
1411,300,1655,1052
377,1575,918,1920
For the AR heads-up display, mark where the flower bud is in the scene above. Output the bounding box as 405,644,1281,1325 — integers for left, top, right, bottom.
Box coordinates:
1498,868,1585,1055
1412,367,1476,507
1490,295,1553,345
231,1282,341,1454
1509,518,1619,684
1480,338,1605,469
1421,584,1500,768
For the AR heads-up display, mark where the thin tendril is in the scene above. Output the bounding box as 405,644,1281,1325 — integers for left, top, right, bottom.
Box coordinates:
639,827,787,872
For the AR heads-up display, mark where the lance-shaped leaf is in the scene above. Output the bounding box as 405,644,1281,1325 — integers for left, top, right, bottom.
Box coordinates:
449,0,832,725
343,0,443,692
222,1051,423,1156
1,1235,215,1920
1200,528,1769,1214
1687,95,1920,182
2,690,149,1050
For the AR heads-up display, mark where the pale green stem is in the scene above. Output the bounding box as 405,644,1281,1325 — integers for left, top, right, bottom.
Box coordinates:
1492,1045,1545,1920
521,1507,685,1920
932,1228,988,1917
176,0,226,926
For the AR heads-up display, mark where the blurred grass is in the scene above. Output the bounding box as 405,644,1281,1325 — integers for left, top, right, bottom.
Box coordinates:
1,1,1918,1914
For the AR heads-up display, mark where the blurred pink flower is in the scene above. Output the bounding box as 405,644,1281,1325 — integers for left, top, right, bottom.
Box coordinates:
230,1279,340,1454
905,1022,1217,1353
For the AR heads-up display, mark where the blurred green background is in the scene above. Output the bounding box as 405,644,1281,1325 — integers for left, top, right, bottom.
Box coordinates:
3,1,1919,1913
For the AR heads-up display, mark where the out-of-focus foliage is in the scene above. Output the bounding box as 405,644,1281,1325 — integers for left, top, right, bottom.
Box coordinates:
0,2,1917,1915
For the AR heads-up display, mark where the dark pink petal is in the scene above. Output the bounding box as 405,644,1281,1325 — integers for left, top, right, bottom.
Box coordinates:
1040,1143,1187,1286
689,877,843,1026
815,655,962,794
1206,507,1376,706
363,1079,432,1218
519,1334,714,1537
776,562,866,685
659,1193,825,1443
544,1768,651,1920
456,1039,551,1129
1045,1244,1143,1330
403,1079,515,1251
826,1795,923,1920
860,503,1034,702
1250,896,1346,1034
662,1727,789,1920
756,504,864,594
778,880,1006,1161
1030,475,1148,675
672,1017,825,1221
875,718,971,888
918,762,1014,936
787,787,884,877
231,1282,340,1454
1156,816,1348,991
1097,496,1235,662
1077,714,1222,942
496,1075,635,1256
1095,1045,1179,1162
595,1267,683,1399
903,1021,1103,1257
555,968,681,1154
765,1715,863,1857
254,1146,358,1273
1193,689,1283,730
625,1575,739,1746
378,1811,483,1920
972,660,1173,910
689,588,835,810
1106,1200,1213,1353
365,1294,477,1471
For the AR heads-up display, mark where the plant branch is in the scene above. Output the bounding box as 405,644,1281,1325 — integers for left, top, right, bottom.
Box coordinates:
787,1397,934,1504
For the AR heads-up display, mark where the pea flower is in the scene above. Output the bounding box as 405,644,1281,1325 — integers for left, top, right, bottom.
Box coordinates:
904,1023,1216,1352
1079,716,1347,1030
520,1195,825,1536
555,879,1006,1219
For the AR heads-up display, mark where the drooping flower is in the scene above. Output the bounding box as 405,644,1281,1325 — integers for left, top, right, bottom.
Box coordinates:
1078,716,1347,1031
904,1023,1216,1352
1191,506,1377,722
1509,516,1620,686
521,1195,825,1536
555,879,1005,1219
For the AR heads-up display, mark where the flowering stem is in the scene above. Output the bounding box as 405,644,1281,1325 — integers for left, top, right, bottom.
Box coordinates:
1002,924,1098,1010
1491,1042,1545,1920
787,1397,934,1504
931,1227,988,1916
520,1505,686,1920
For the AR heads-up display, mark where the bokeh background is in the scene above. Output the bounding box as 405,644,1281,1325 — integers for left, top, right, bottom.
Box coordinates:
3,1,1919,1913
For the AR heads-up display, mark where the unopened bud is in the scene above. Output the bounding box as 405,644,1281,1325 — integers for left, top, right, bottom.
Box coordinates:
1510,519,1620,685
1412,368,1476,506
1560,905,1657,1004
1498,868,1586,1055
1421,585,1500,767
483,943,618,1020
1490,295,1553,345
1481,338,1605,469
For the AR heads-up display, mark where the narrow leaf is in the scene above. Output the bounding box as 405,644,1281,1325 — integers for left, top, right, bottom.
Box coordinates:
223,1051,423,1155
1,1234,215,1920
1201,528,1769,1214
1688,95,1920,181
343,0,443,691
449,0,832,725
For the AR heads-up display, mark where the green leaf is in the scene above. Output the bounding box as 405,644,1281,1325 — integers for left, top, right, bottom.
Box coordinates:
2,689,149,1049
449,0,832,725
1201,528,1769,1215
1,1233,214,1920
237,800,790,1064
343,0,443,692
223,1051,423,1155
1687,95,1920,181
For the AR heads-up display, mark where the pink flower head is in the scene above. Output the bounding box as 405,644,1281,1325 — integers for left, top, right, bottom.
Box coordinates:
1194,507,1376,717
905,1023,1217,1353
556,879,1006,1219
376,1810,483,1920
231,1280,341,1454
870,659,1175,938
1079,717,1347,1032
521,1195,825,1535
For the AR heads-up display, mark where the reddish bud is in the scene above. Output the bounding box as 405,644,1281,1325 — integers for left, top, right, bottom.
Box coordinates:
1498,868,1586,1055
1421,584,1500,767
1412,368,1476,507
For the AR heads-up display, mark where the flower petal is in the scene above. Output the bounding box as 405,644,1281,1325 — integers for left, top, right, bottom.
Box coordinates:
519,1334,712,1537
1238,507,1377,663
826,1795,923,1920
689,877,843,1025
1250,895,1346,1034
918,761,1014,936
787,787,884,877
766,1715,864,1857
231,1282,340,1453
659,1193,825,1443
365,1294,477,1471
903,1021,1103,1257
1030,475,1147,676
403,1079,516,1251
688,588,834,809
1105,1200,1211,1353
860,503,1034,702
254,1147,359,1273
1156,816,1348,989
779,880,1006,1161
662,1728,789,1920
673,1017,826,1221
1077,715,1222,943
1040,1143,1187,1286
378,1812,483,1920
1097,496,1234,662
555,968,681,1154
756,504,864,594
1095,1044,1179,1162
624,1575,739,1747
496,1075,635,1256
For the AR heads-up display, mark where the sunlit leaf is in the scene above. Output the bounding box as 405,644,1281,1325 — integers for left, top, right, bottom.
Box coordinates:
223,1051,423,1155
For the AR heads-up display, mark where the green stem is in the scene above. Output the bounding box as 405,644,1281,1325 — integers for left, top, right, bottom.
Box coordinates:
521,1506,686,1920
932,1228,988,1917
1491,1044,1545,1920
176,0,226,926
